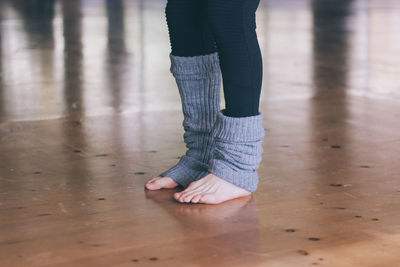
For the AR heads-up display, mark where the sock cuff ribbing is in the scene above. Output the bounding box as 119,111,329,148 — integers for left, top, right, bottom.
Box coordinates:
170,52,221,75
212,109,265,142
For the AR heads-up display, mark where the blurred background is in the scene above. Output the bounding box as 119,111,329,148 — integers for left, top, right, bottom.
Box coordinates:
0,0,399,122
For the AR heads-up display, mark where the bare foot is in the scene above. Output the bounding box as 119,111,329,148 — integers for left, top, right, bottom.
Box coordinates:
145,176,179,190
174,173,251,204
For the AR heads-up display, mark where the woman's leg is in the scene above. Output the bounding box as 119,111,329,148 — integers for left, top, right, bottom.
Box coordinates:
175,0,266,204
165,0,263,118
210,0,263,117
146,0,222,190
164,0,216,56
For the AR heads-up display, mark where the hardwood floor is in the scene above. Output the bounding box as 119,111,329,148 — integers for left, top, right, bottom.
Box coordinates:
0,0,399,266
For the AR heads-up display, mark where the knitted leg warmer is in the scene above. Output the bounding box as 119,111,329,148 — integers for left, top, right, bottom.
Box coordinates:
208,109,266,192
159,52,221,188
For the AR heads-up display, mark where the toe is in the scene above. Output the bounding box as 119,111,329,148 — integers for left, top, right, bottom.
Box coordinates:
178,191,192,202
182,191,199,203
147,177,179,190
174,192,182,201
178,187,198,202
176,188,188,198
148,177,158,183
145,181,161,190
191,194,202,203
145,177,157,187
178,194,187,203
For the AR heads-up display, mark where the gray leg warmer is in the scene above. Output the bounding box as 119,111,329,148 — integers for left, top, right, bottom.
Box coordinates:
159,52,221,188
208,109,266,192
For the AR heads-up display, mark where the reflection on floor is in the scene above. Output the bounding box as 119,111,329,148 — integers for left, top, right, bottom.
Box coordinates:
0,0,400,266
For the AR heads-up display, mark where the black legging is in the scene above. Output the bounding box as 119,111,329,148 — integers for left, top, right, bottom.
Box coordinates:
165,0,263,117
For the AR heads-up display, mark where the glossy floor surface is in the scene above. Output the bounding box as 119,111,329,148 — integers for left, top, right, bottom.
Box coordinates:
1,0,400,266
